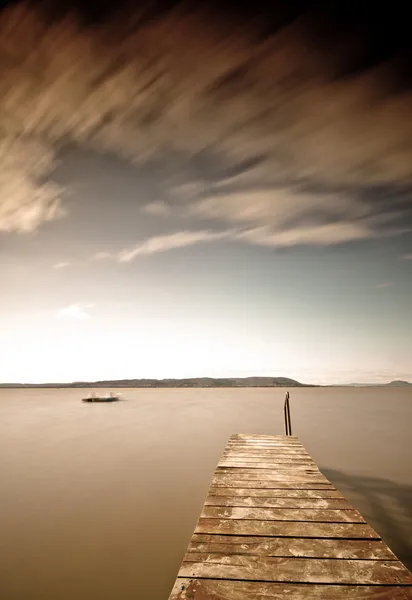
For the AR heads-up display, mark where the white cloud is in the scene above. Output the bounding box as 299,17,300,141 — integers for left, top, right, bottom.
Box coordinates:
0,138,65,233
101,217,400,267
53,262,70,269
117,230,231,262
56,303,94,319
235,221,378,247
190,190,360,225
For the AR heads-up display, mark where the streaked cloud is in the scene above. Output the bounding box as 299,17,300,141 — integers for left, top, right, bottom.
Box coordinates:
402,254,412,260
236,222,379,248
56,303,94,319
53,262,70,269
117,230,231,263
0,2,411,237
0,138,65,232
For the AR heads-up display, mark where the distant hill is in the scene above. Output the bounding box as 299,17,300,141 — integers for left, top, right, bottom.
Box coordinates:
0,377,312,388
336,380,411,387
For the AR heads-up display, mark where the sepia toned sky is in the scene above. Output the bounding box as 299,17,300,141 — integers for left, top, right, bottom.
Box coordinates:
0,0,411,383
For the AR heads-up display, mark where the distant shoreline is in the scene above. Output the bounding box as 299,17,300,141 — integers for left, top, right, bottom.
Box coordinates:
0,377,313,389
0,377,410,389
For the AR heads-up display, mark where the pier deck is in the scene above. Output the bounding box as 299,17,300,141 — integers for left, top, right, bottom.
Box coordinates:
169,434,412,599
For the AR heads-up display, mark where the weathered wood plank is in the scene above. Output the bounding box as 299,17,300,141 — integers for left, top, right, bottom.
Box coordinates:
195,518,380,538
200,506,366,523
229,436,302,440
216,466,321,473
208,487,344,498
211,480,336,489
224,451,311,457
227,440,304,445
222,452,313,458
179,556,412,585
212,474,329,484
216,460,320,473
188,536,397,559
213,469,326,478
228,440,304,446
226,447,309,450
229,433,301,444
220,459,314,464
221,455,314,461
171,579,412,599
204,496,353,509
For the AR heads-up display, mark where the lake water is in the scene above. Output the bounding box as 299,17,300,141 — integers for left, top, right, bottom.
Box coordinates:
0,387,411,599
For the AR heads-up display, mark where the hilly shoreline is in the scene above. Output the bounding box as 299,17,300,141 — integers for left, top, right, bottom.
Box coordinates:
0,378,409,389
0,377,312,388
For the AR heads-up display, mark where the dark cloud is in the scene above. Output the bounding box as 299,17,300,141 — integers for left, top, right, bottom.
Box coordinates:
0,0,411,249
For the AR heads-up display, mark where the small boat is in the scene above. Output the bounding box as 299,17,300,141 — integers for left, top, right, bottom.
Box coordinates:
82,392,120,403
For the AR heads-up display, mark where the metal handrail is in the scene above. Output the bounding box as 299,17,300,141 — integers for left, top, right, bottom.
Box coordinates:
284,391,292,435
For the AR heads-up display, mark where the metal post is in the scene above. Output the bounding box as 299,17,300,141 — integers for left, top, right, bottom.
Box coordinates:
284,391,292,436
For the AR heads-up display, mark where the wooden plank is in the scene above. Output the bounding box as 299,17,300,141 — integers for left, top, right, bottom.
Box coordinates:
220,457,316,462
195,519,380,538
223,452,311,458
178,556,412,585
217,464,319,469
204,496,353,509
188,536,397,559
231,434,300,438
229,436,302,440
229,436,299,440
227,440,304,449
212,475,329,484
213,470,326,479
227,441,304,446
216,467,322,474
228,441,304,446
216,466,321,473
226,448,307,453
226,447,309,450
212,477,329,483
200,506,366,523
218,458,320,473
221,454,314,460
211,480,336,489
221,453,313,458
208,487,344,498
171,579,412,599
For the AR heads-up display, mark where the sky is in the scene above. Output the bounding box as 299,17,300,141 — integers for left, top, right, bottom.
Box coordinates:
0,0,411,384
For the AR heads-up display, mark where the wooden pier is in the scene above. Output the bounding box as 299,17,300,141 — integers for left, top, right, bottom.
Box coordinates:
169,434,412,599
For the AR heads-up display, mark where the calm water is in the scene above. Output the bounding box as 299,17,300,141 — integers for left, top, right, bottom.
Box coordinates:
0,387,411,599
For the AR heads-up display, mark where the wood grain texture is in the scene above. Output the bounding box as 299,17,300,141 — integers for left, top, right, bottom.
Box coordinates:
211,479,332,488
188,537,397,559
200,506,366,523
195,518,380,538
204,496,353,509
170,579,412,599
179,555,412,585
207,487,344,498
